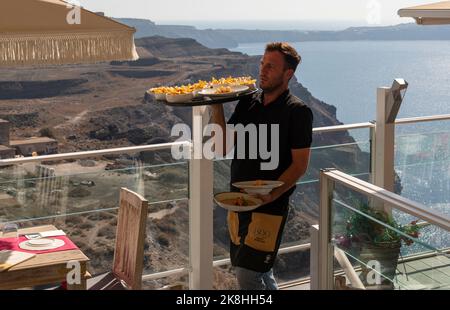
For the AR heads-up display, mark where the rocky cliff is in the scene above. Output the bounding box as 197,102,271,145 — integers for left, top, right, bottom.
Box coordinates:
116,18,238,48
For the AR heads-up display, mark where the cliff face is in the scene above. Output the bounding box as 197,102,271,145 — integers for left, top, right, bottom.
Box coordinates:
116,18,238,49
135,36,238,58
0,79,89,100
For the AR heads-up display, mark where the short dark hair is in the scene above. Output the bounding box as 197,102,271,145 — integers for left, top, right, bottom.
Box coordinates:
265,42,301,71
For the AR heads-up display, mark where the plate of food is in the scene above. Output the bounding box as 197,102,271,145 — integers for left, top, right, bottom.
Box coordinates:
209,76,257,90
199,85,249,98
214,192,263,212
232,180,284,195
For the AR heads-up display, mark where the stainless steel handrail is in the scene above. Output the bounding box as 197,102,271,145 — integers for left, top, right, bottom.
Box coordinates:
0,141,190,166
313,122,374,133
396,114,450,125
322,169,450,231
6,198,189,224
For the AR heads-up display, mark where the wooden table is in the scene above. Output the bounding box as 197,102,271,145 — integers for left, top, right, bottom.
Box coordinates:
0,225,90,290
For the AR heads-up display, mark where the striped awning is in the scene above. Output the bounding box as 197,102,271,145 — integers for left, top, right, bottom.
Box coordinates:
0,0,139,67
398,1,450,25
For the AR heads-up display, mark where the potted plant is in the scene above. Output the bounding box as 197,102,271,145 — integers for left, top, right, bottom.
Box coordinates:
336,202,420,289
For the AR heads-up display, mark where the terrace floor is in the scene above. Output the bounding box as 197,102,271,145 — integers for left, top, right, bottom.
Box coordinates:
395,254,450,290
282,252,450,290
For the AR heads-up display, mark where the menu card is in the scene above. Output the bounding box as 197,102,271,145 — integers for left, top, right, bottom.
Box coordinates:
0,250,35,272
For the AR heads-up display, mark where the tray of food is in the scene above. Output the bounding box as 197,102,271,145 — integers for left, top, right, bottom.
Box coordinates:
147,76,258,106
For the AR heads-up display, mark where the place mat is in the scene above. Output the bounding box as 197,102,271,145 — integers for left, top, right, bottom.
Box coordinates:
0,236,78,254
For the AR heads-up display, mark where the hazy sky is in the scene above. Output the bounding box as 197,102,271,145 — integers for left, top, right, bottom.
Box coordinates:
81,0,426,26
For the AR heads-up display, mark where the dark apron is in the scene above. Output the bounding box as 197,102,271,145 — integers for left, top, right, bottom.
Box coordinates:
228,197,289,273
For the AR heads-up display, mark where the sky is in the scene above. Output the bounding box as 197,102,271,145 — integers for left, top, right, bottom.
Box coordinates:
79,0,428,29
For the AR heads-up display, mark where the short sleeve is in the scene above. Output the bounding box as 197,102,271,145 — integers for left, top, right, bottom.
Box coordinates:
289,105,313,149
227,100,248,125
227,95,256,125
227,100,246,125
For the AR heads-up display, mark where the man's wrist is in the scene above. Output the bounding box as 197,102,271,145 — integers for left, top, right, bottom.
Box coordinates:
210,104,223,111
270,191,280,202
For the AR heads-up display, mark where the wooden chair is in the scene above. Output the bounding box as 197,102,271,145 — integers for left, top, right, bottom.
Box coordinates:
87,188,148,290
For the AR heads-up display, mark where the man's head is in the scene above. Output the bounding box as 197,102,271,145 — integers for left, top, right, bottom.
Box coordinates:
259,42,301,93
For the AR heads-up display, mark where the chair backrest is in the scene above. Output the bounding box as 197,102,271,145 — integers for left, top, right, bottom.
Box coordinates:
112,188,148,290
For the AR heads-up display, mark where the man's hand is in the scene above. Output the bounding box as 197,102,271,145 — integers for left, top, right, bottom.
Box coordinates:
254,193,275,205
209,104,230,157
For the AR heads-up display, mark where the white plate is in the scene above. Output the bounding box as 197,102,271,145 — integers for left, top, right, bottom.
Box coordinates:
26,239,54,247
147,90,167,101
229,82,257,90
199,85,249,98
153,93,167,100
165,93,194,103
214,192,262,212
232,180,284,195
19,238,65,251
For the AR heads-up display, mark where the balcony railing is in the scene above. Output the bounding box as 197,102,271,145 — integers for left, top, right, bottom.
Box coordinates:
1,114,450,289
316,169,450,289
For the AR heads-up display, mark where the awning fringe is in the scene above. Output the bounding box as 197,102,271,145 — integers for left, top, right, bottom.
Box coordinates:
0,31,139,66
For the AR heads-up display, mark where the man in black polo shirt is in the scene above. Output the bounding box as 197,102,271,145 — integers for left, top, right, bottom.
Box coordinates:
210,42,313,290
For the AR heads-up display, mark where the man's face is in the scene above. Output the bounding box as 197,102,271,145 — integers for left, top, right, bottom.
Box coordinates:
259,51,291,92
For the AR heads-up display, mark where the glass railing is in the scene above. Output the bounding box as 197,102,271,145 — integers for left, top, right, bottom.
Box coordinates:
332,196,450,290
320,169,450,290
211,126,373,288
294,126,372,219
395,121,450,219
0,147,189,284
2,115,450,289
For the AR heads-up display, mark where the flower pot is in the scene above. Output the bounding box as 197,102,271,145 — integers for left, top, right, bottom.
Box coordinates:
358,241,401,289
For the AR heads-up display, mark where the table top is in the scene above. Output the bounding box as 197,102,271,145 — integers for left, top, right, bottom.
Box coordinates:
6,225,89,271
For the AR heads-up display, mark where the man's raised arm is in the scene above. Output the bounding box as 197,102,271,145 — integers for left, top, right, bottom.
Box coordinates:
210,104,233,157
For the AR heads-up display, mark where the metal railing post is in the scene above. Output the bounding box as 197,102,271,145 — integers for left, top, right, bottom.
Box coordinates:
375,87,394,191
189,106,214,289
310,224,320,290
369,121,377,185
319,169,335,289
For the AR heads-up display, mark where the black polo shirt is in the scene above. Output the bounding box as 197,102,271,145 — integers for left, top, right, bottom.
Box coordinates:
227,89,313,205
226,89,313,272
